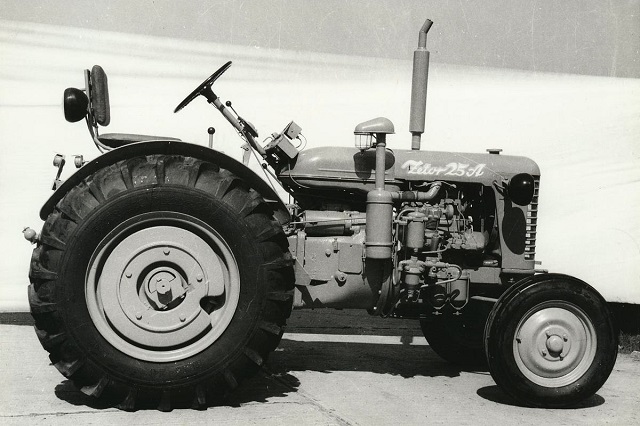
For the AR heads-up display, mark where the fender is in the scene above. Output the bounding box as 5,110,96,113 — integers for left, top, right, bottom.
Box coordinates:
40,141,291,225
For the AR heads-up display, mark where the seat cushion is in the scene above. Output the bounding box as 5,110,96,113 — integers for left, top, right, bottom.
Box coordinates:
98,133,182,148
91,65,111,126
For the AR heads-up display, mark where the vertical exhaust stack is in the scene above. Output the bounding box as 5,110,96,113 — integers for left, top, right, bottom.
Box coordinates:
409,19,433,150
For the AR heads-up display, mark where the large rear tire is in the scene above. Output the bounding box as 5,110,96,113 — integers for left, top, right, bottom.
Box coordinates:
28,155,294,410
484,275,617,408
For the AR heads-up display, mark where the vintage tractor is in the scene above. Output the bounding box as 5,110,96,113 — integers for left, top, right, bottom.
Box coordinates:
25,19,617,410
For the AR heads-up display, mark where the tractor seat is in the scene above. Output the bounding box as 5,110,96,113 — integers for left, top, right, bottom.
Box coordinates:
98,133,181,149
80,65,182,150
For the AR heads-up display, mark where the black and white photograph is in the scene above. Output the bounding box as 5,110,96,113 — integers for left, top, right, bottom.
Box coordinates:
1,1,639,424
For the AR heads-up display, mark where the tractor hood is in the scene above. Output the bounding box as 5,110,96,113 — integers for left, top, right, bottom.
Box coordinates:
280,146,540,192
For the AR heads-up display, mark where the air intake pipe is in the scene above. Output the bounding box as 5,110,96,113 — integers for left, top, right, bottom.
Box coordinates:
409,19,433,150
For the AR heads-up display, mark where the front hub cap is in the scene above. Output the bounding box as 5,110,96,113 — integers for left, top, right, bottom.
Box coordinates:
86,214,240,362
513,301,597,387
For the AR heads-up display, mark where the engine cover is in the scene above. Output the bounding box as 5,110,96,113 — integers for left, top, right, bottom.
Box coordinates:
279,146,540,193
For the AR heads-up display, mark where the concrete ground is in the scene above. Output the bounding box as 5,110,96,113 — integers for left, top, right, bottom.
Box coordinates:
1,310,639,425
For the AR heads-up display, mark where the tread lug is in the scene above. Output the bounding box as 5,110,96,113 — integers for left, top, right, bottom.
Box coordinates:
81,376,110,397
29,263,58,282
259,321,283,336
158,390,172,412
243,347,264,366
267,291,294,302
39,235,66,250
35,328,66,351
117,388,137,411
28,285,57,313
192,384,207,409
54,359,83,377
223,369,238,390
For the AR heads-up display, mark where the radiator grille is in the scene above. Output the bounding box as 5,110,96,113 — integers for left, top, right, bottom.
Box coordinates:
524,177,540,261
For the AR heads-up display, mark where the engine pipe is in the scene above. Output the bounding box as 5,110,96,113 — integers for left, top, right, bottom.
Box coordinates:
409,19,433,151
366,133,394,259
391,182,442,201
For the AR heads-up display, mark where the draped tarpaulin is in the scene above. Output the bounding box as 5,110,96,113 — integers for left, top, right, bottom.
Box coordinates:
1,20,638,310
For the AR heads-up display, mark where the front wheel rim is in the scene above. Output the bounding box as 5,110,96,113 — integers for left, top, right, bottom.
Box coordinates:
513,300,597,388
85,212,240,362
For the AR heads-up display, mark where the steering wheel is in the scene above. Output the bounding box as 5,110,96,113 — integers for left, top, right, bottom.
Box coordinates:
174,61,232,113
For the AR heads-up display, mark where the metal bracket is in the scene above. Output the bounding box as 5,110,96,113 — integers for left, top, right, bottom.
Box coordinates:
241,143,251,165
52,154,66,190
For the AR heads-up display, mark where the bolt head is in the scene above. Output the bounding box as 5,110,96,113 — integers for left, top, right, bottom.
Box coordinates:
163,249,171,256
179,314,186,322
135,312,142,320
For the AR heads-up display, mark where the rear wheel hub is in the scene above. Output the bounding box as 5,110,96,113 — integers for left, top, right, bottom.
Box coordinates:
86,214,240,362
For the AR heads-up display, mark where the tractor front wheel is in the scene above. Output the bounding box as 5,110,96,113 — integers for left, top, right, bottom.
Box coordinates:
484,275,617,408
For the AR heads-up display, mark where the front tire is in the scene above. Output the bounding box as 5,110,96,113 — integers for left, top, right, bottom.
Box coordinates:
484,275,617,407
28,155,294,410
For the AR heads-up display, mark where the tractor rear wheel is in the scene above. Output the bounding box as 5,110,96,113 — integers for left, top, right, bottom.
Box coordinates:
484,275,617,408
28,155,294,410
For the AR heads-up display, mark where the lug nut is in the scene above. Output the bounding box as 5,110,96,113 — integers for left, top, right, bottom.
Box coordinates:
179,314,186,322
163,249,171,256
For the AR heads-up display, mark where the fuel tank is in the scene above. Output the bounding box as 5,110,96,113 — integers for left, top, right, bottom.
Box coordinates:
279,146,540,193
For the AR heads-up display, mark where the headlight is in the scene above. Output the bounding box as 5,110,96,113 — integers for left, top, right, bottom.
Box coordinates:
354,133,375,151
63,87,89,123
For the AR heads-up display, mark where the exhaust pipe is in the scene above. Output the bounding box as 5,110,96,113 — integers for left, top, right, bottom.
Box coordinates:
409,19,433,150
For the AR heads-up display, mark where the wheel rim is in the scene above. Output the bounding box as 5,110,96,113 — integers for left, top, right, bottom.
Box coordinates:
86,212,240,362
512,300,597,388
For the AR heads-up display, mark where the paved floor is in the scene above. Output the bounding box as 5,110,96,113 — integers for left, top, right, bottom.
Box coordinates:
1,311,639,425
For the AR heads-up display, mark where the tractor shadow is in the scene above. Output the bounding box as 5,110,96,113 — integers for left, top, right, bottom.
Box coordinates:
54,369,302,411
53,309,481,410
266,334,467,379
476,385,605,409
53,334,468,411
52,335,608,411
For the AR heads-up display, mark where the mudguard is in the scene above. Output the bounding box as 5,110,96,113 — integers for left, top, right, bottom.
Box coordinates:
40,141,291,225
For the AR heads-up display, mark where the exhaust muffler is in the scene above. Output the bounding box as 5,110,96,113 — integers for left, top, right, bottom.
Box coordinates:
409,19,433,150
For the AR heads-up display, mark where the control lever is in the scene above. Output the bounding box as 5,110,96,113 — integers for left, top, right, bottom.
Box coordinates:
207,127,215,148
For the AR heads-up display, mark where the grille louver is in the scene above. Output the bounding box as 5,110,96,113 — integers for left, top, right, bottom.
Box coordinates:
524,177,540,261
